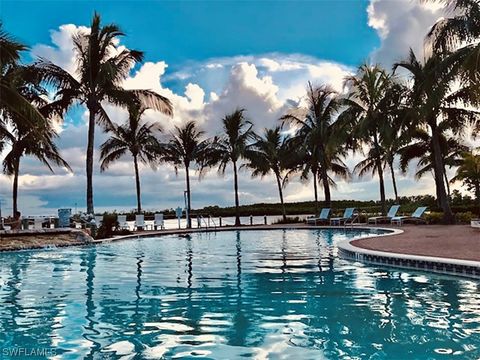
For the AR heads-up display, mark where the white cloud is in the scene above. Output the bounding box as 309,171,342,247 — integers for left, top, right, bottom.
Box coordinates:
1,19,463,216
367,0,446,66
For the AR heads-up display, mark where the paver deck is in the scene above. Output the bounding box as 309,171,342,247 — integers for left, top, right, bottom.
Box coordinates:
351,225,480,262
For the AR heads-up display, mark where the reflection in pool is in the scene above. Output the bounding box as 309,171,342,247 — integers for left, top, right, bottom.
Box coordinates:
0,229,479,359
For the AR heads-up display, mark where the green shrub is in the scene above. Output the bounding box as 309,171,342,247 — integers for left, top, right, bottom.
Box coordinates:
425,212,444,224
455,212,474,224
96,214,119,239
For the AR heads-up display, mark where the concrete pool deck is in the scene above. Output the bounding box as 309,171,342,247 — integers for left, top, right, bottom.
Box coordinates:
350,224,480,262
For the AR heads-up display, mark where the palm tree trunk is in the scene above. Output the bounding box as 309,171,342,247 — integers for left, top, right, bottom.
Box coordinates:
233,160,241,226
373,136,386,215
275,173,286,222
133,155,142,213
321,168,331,208
12,157,20,216
431,128,455,223
389,160,399,203
185,166,192,229
475,182,480,217
377,161,387,215
444,169,451,198
312,170,319,215
86,104,95,214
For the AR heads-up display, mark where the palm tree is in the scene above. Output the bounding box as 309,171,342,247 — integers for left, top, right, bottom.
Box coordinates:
243,126,293,222
211,109,254,226
2,116,71,215
394,49,480,223
37,12,172,214
399,128,468,200
426,0,480,82
343,64,398,215
159,121,217,228
99,104,162,213
0,26,50,148
450,150,480,212
281,83,351,212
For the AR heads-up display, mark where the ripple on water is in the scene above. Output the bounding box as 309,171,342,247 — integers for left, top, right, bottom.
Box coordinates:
0,228,478,359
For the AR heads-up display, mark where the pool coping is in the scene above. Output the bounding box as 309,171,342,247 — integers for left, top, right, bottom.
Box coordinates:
336,232,480,280
93,224,394,244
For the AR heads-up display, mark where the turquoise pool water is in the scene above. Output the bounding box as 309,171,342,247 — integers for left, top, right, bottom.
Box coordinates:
0,229,479,359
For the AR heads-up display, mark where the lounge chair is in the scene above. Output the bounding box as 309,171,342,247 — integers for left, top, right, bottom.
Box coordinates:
135,214,145,231
368,205,400,225
117,215,129,230
330,208,356,226
391,206,427,226
94,215,103,228
306,208,331,225
471,219,480,229
154,213,165,230
34,218,44,229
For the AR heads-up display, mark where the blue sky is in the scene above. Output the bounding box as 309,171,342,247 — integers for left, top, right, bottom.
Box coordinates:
3,0,378,66
0,0,454,215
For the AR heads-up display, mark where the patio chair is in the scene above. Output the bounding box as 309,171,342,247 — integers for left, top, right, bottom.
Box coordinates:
471,219,480,229
117,215,129,230
33,218,44,230
391,207,427,226
135,214,145,231
330,208,356,226
306,208,331,225
368,205,400,225
154,213,165,230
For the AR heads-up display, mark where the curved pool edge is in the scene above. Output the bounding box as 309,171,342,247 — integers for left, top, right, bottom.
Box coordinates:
96,224,399,244
337,236,480,280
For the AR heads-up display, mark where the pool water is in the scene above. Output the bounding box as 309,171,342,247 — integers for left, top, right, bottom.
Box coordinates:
0,229,479,359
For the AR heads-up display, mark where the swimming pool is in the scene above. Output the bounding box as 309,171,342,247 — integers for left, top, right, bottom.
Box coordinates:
0,228,479,359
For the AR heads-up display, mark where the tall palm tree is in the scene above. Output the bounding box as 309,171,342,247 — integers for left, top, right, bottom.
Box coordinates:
450,150,480,212
37,12,173,214
0,26,50,148
343,64,398,215
159,121,217,228
99,104,162,213
3,116,71,215
243,126,293,222
426,0,480,82
394,49,480,223
211,109,254,226
281,83,351,212
399,128,467,199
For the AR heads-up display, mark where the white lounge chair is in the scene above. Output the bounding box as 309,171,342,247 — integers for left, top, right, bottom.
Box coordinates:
470,219,480,229
117,215,129,230
33,218,43,230
95,215,103,228
330,208,356,226
154,213,164,230
391,206,427,226
306,208,331,225
135,214,145,231
368,205,400,225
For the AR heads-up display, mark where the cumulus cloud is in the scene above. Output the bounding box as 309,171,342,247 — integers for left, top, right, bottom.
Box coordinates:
367,0,446,66
2,16,466,216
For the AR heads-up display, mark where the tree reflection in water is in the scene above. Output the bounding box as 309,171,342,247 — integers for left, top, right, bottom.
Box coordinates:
0,229,478,359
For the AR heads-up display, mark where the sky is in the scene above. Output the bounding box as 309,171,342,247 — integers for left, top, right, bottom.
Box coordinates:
0,0,464,215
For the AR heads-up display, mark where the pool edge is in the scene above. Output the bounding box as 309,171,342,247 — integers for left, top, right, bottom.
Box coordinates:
337,236,480,280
